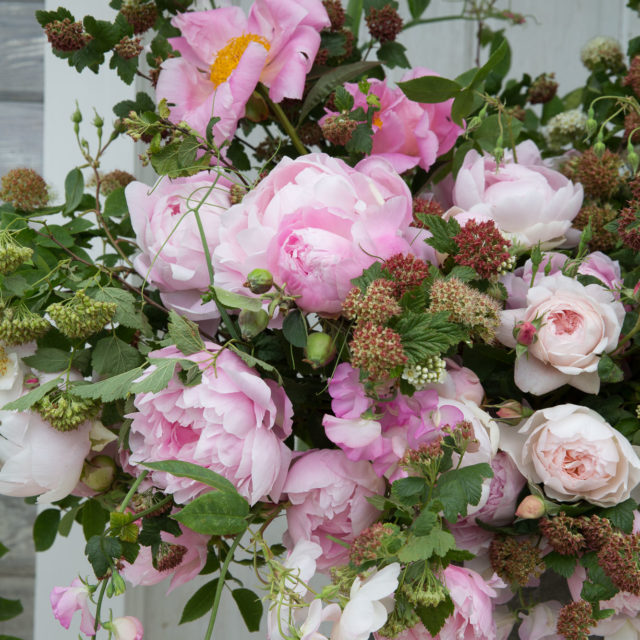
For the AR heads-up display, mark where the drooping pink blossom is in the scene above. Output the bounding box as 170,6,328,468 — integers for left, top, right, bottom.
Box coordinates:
50,578,96,636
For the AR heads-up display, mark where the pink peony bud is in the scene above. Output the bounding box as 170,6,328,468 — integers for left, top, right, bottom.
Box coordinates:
515,321,537,345
515,495,546,519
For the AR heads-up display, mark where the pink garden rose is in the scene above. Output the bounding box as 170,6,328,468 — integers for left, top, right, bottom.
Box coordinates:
127,343,292,505
497,272,625,395
321,70,462,173
451,140,583,248
282,449,385,571
50,578,96,636
105,616,144,640
156,0,329,142
127,171,235,322
499,404,640,507
213,153,417,314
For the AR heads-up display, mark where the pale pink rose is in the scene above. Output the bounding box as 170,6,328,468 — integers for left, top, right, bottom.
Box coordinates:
297,600,340,640
156,0,329,141
451,140,583,248
212,153,416,314
107,616,144,640
518,601,563,640
283,449,385,571
0,410,92,503
120,521,208,593
497,272,625,395
499,404,640,507
126,171,235,322
0,344,31,406
423,358,484,405
50,578,96,636
321,70,462,173
127,343,292,505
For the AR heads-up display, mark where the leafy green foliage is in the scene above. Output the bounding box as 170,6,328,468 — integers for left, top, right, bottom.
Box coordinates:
598,354,624,384
168,311,206,355
398,76,462,103
85,535,122,578
2,377,62,412
600,498,638,533
232,589,263,633
92,336,144,376
416,596,454,637
282,310,308,348
434,464,494,522
173,492,250,535
33,509,61,552
0,597,23,623
397,527,456,562
179,579,219,624
544,551,577,578
142,460,238,494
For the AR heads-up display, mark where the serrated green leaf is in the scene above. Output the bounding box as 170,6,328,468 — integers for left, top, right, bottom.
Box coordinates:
23,348,71,373
544,551,576,578
91,286,143,330
71,368,143,402
352,261,388,290
110,52,138,84
468,39,509,90
282,310,307,348
130,358,194,394
230,348,283,385
408,0,431,18
377,41,410,69
412,509,438,536
209,287,262,312
85,535,122,578
391,476,427,505
92,336,143,376
167,311,206,356
398,528,456,562
113,92,156,118
398,76,461,103
232,589,263,633
103,187,129,218
142,460,238,494
345,123,373,154
334,86,354,113
82,499,110,542
417,214,460,254
447,265,478,281
2,377,61,411
600,498,637,533
179,579,219,624
227,139,251,171
0,597,23,622
173,492,249,534
598,354,624,384
434,463,494,522
416,596,454,637
33,509,60,552
35,7,74,27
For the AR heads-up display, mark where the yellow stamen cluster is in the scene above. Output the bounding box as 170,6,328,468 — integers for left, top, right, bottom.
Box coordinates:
209,34,270,87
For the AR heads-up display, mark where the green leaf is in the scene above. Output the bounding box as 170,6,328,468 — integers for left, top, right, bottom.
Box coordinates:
412,509,438,536
2,377,61,411
71,368,143,402
85,535,122,578
0,597,23,622
434,463,494,522
92,336,144,376
352,261,387,290
35,7,74,27
131,358,189,394
398,527,456,562
209,287,262,312
473,113,523,153
103,188,129,218
600,498,638,533
179,579,219,624
417,214,460,254
227,139,251,171
33,509,60,552
230,348,283,385
113,92,156,118
142,460,238,494
82,500,110,541
345,123,373,154
416,596,454,637
58,504,82,537
468,39,509,90
110,52,138,84
408,0,431,18
391,476,427,505
397,76,462,103
23,348,71,373
298,61,381,125
580,553,618,602
451,88,482,127
83,16,122,50
334,86,354,113
448,265,478,282
63,169,84,215
628,35,640,59
173,492,249,535
346,0,364,40
0,542,8,559
544,551,577,578
38,224,74,248
168,310,206,355
91,287,143,330
282,310,307,348
598,354,624,384
232,589,263,632
377,41,410,69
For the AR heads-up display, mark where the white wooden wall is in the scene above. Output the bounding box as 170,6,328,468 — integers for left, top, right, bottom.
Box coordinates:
23,1,640,639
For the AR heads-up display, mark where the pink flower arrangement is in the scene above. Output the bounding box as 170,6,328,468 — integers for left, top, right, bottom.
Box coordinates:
156,0,329,142
127,343,292,505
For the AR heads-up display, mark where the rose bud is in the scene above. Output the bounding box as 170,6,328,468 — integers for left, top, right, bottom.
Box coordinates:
304,332,336,368
238,309,269,340
80,455,117,492
515,495,546,519
244,268,273,294
514,321,537,346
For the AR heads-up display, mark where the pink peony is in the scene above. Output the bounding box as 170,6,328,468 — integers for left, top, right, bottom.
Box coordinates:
212,153,417,314
119,521,209,593
106,616,144,640
126,171,234,322
499,404,640,507
156,0,329,142
497,272,625,395
127,343,292,505
50,578,96,636
282,449,385,571
423,358,484,405
451,140,583,248
0,410,92,503
321,70,462,173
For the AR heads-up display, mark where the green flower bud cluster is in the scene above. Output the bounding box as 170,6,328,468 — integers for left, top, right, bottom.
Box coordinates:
0,303,50,345
35,389,101,432
47,290,117,339
0,233,33,275
401,355,446,389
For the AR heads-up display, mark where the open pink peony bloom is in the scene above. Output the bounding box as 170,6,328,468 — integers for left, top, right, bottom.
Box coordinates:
127,171,234,322
0,410,92,503
497,272,625,395
127,343,292,505
282,449,385,571
451,140,583,248
156,0,329,142
106,616,144,640
499,404,640,507
321,70,462,173
50,578,96,636
213,153,416,314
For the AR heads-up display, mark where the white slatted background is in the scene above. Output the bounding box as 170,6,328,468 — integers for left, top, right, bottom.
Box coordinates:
0,1,637,638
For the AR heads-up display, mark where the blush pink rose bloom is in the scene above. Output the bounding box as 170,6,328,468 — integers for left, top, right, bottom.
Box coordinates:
212,153,418,314
321,70,462,174
499,404,640,507
497,272,625,395
107,616,144,640
156,0,329,142
127,343,292,505
282,449,385,571
451,140,583,248
0,410,92,503
127,171,235,322
120,522,208,593
50,578,96,636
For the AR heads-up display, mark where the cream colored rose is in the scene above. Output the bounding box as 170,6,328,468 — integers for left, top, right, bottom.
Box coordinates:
499,404,640,507
497,272,625,395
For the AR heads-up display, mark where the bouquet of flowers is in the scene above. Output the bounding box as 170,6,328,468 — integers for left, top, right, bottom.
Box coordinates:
2,0,640,638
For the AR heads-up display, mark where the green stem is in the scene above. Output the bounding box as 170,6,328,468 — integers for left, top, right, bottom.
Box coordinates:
204,532,244,640
117,470,149,513
403,14,474,31
93,565,110,633
258,84,308,156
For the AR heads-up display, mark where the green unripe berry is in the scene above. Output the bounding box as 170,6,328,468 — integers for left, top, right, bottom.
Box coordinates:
304,332,336,369
244,268,273,294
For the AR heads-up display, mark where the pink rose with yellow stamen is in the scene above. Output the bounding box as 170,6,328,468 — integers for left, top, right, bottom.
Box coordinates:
156,0,329,143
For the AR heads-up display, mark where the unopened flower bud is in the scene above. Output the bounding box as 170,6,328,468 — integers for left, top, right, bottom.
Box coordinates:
81,455,117,492
514,320,537,345
515,495,546,519
92,112,104,129
110,572,127,596
244,268,273,294
586,118,598,137
496,400,530,422
304,332,336,369
238,309,269,340
628,145,640,174
71,104,83,124
593,140,606,157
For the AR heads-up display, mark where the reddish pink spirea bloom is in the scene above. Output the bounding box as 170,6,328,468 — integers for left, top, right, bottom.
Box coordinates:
156,0,330,143
50,578,96,636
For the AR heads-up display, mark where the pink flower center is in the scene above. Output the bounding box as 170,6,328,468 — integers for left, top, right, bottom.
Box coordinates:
548,309,582,335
